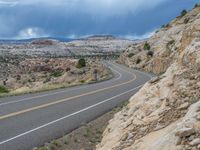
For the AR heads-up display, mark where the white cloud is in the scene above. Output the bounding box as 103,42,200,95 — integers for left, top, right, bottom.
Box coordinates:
0,0,18,7
124,29,157,40
17,27,48,39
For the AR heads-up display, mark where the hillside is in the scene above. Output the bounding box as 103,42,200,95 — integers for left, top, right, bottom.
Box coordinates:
97,4,200,150
0,36,135,57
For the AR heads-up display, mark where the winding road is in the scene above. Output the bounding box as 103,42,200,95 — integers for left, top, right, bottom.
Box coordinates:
0,62,152,150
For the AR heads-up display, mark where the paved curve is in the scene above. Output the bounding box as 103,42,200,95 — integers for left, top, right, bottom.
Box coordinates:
0,62,152,150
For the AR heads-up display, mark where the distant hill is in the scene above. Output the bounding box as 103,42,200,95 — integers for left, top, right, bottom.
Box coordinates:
0,37,75,44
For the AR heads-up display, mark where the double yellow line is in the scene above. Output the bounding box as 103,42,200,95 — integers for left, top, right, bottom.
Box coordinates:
0,70,136,121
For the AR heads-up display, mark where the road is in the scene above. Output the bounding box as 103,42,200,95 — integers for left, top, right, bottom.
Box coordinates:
0,62,152,150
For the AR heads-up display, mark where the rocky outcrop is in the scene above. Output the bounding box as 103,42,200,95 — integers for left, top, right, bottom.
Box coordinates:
97,4,200,150
119,5,200,75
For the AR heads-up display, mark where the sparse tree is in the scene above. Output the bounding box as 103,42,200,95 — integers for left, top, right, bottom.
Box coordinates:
144,42,151,50
181,10,187,17
76,58,86,68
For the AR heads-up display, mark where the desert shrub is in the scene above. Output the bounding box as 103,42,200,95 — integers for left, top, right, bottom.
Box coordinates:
147,51,154,57
194,3,199,8
0,86,9,93
184,18,190,24
128,53,135,58
16,75,21,81
66,67,71,72
161,24,170,28
44,59,49,64
161,25,165,28
136,58,142,64
166,40,175,49
181,10,187,17
143,42,151,50
76,58,86,68
43,77,51,83
80,80,85,83
50,71,63,77
197,62,200,72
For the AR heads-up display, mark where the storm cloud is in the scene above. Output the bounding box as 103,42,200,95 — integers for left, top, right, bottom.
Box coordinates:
0,0,199,39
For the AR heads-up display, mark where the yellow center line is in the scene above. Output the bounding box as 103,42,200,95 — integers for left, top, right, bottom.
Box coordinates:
0,73,136,121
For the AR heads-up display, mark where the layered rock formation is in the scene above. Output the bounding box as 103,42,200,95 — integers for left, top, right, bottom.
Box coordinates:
97,5,200,150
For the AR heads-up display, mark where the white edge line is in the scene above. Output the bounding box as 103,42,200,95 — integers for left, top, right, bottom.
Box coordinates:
0,84,144,145
0,63,122,106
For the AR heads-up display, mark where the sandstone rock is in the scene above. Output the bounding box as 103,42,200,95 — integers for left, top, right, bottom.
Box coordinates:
149,77,160,84
127,133,134,140
191,147,197,150
197,144,200,149
97,6,200,150
178,102,190,110
188,135,195,141
189,138,200,146
121,133,128,141
176,137,182,145
196,114,200,121
175,128,195,138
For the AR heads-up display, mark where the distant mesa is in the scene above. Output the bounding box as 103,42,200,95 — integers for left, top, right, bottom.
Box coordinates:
82,35,117,41
31,39,58,45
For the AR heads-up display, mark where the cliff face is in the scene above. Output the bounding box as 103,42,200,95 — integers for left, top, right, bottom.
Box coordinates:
97,5,200,150
119,5,200,75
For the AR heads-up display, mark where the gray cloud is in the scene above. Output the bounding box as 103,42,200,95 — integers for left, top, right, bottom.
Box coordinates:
0,0,198,39
8,0,167,15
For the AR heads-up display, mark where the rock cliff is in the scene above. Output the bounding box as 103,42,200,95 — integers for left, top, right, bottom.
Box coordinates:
97,4,200,150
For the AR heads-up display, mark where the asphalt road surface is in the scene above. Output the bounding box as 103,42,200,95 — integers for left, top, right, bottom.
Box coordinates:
0,62,152,150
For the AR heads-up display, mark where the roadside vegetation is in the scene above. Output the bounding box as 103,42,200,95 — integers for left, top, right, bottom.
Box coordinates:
0,86,9,93
76,58,86,68
35,101,129,150
128,53,135,58
0,58,112,98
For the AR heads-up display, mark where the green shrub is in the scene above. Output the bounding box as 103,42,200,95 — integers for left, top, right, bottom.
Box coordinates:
50,71,63,77
80,80,85,83
128,53,135,58
184,18,190,24
0,86,9,93
194,3,199,8
136,58,141,64
197,62,200,72
39,147,48,150
181,10,187,17
166,40,175,49
147,51,154,57
161,24,169,28
76,58,86,68
143,42,151,50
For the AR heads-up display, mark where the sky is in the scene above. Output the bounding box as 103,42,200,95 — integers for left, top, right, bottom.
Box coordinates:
0,0,199,39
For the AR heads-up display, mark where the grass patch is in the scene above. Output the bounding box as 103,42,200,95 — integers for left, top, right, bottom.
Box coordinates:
80,80,85,83
128,53,135,58
0,86,9,93
38,147,48,150
84,127,92,138
50,71,63,77
36,100,129,150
